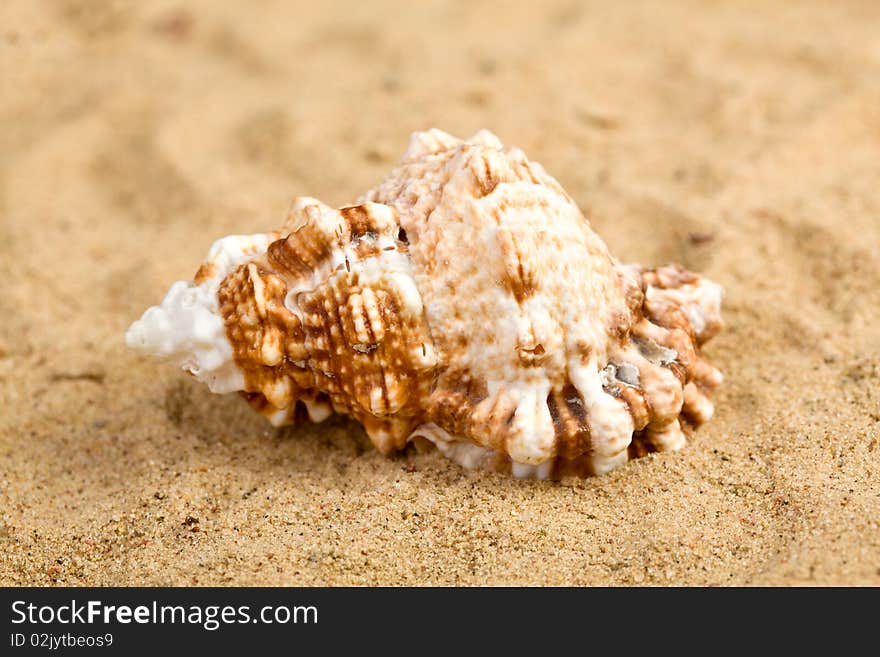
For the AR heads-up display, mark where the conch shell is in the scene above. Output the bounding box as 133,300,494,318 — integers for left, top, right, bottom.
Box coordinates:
127,129,723,478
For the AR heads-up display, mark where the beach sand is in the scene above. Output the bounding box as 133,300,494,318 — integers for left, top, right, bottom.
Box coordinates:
1,0,878,586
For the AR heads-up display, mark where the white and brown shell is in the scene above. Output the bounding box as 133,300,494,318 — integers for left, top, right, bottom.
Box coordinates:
126,129,723,478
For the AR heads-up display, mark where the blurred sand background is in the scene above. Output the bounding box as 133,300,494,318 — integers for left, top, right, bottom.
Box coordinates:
1,0,879,586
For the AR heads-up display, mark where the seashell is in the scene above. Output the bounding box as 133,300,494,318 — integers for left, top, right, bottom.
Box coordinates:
126,129,723,478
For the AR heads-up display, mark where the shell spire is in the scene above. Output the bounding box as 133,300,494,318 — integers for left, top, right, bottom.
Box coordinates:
127,129,723,478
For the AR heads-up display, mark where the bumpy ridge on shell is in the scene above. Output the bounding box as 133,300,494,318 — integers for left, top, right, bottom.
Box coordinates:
126,129,724,479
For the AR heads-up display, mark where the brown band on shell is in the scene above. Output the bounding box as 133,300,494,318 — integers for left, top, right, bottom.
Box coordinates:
338,205,375,237
642,300,694,338
426,370,489,438
267,235,328,282
469,146,502,197
465,391,520,453
193,263,217,285
496,224,537,305
627,431,657,459
611,383,651,432
664,360,688,386
544,384,592,460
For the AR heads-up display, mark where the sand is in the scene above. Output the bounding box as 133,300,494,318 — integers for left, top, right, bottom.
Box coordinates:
1,0,879,586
